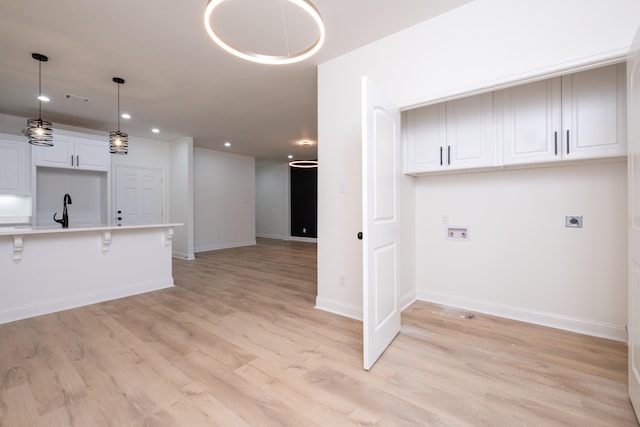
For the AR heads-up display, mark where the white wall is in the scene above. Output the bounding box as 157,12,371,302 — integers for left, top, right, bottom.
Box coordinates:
194,147,256,252
255,161,290,240
170,137,195,259
317,0,640,333
416,161,627,339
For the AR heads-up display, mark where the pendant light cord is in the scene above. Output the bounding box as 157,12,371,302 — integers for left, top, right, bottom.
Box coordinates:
37,58,42,120
117,83,120,132
280,0,291,56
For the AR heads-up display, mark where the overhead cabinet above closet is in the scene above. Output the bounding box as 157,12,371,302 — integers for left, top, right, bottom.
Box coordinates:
404,63,626,175
501,63,626,165
404,92,496,174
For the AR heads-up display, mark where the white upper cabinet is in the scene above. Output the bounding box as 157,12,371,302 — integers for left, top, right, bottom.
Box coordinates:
34,131,110,171
501,78,563,165
0,134,29,195
501,63,626,166
562,63,626,160
404,92,495,174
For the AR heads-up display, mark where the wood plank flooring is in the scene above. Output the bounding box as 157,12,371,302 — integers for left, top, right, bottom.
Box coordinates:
0,238,637,426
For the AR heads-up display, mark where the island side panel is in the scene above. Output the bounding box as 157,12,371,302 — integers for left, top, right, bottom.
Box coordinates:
0,226,174,324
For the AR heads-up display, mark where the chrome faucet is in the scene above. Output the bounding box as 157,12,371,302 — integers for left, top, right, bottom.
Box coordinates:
53,193,72,228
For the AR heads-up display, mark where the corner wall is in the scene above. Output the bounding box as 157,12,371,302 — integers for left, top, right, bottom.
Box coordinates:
255,161,290,240
170,137,195,259
194,147,256,252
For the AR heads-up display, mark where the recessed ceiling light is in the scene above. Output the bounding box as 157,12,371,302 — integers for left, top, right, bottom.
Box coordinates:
299,140,312,146
224,142,231,148
121,113,131,119
288,155,293,159
152,128,160,133
37,95,50,102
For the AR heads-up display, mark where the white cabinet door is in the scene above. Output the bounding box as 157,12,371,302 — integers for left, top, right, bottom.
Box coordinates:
404,93,495,174
34,133,110,171
34,134,75,168
75,138,110,171
562,63,626,159
404,104,446,173
0,136,28,195
501,78,563,165
446,93,495,170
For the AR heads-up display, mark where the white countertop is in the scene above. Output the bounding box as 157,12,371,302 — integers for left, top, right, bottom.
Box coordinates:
0,223,182,237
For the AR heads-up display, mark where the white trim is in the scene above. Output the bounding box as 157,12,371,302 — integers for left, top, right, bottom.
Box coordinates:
289,236,317,243
315,296,362,321
195,240,256,253
417,290,627,342
0,279,173,325
400,292,416,312
256,233,289,240
173,251,195,260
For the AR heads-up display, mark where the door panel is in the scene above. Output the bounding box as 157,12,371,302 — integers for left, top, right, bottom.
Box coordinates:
628,24,640,422
115,166,163,225
362,76,401,370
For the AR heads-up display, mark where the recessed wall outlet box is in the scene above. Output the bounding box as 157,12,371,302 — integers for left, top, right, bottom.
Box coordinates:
565,215,583,228
446,227,469,241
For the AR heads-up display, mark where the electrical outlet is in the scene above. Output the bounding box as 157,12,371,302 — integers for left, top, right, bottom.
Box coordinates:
565,215,582,228
339,274,346,287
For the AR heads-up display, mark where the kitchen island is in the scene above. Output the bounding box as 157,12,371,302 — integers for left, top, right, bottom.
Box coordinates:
0,223,180,324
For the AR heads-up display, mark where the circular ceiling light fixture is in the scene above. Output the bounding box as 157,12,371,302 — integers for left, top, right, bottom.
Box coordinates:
289,160,318,168
204,0,325,65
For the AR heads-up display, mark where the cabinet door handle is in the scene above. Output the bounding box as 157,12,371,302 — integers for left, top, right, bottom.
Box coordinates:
554,131,558,155
440,146,443,166
76,155,79,166
71,155,74,167
566,130,570,154
447,146,451,165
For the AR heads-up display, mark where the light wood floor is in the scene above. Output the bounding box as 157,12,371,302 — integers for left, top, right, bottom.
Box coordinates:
0,238,637,426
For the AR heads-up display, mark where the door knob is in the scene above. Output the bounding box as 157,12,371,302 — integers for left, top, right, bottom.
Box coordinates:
357,232,363,240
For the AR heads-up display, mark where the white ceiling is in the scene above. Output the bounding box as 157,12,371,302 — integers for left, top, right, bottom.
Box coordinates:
0,0,472,162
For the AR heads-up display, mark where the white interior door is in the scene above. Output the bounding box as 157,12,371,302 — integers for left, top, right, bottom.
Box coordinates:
628,24,640,422
115,166,163,225
362,76,402,370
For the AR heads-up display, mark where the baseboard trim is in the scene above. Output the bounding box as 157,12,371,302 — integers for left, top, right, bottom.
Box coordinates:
416,290,627,342
315,297,362,321
0,279,174,325
173,251,195,260
195,240,256,253
289,236,317,243
256,233,288,240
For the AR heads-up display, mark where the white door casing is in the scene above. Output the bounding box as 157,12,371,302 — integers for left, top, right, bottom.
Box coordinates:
362,76,402,370
628,24,640,422
115,166,163,226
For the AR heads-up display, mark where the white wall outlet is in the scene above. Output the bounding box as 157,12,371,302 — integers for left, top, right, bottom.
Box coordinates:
566,215,583,228
339,274,346,287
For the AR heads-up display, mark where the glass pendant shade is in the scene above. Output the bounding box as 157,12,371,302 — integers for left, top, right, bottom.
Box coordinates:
27,53,53,147
109,77,128,155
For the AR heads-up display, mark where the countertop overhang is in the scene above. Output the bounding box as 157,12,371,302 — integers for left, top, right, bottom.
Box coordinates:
0,223,182,236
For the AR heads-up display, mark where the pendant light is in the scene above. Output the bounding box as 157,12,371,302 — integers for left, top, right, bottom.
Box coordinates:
109,77,128,154
204,0,325,65
26,53,53,146
289,160,318,168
